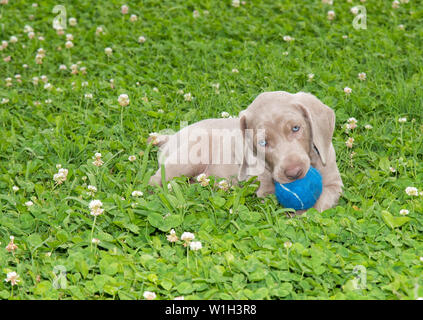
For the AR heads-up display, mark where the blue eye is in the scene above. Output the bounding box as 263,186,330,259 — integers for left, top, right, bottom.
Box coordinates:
292,126,300,132
258,139,267,147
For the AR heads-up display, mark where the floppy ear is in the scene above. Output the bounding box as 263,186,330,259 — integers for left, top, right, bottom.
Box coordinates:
295,97,335,166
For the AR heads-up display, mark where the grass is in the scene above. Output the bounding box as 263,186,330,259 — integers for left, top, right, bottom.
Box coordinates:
0,0,423,300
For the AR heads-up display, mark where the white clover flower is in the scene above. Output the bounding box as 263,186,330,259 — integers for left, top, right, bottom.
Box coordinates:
69,17,77,26
166,229,178,243
345,137,354,148
232,0,240,7
184,92,193,101
6,235,18,252
350,6,359,15
181,232,195,242
344,87,352,95
24,25,34,33
174,296,185,300
389,167,396,173
231,68,239,73
398,24,405,30
193,10,200,18
104,47,113,56
392,0,400,9
218,179,229,191
92,152,104,167
96,26,104,36
59,64,67,71
221,111,230,118
56,26,65,36
364,124,373,130
118,93,130,106
405,187,418,196
121,4,129,14
9,36,17,43
1,98,9,104
5,77,12,86
327,10,335,20
143,291,156,300
89,199,104,216
307,73,314,82
190,241,202,251
5,272,20,286
347,117,358,129
12,185,19,192
87,185,97,196
37,47,46,56
138,36,146,43
399,209,409,216
1,40,8,50
84,93,93,99
128,155,136,162
70,64,78,74
284,241,292,249
196,173,210,186
25,200,34,207
358,72,367,81
44,83,52,90
148,132,159,145
322,0,333,4
131,190,143,197
91,238,100,244
398,117,407,123
130,14,138,22
53,168,68,184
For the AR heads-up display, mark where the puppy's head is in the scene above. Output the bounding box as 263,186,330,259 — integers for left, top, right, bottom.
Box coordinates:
239,91,335,184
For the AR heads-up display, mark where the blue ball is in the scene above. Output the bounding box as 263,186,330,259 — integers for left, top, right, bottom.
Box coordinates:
274,167,322,210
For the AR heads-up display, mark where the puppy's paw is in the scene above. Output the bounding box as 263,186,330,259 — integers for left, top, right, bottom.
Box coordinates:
149,174,162,187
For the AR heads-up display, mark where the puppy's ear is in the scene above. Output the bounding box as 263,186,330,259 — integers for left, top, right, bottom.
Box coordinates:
294,94,335,166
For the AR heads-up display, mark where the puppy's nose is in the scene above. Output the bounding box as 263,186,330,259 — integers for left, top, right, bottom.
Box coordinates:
284,166,303,180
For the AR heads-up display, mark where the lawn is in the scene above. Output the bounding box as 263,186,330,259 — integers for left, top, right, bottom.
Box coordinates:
0,0,423,300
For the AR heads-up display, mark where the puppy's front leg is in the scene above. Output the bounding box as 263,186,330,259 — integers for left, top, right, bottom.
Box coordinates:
255,170,275,198
313,183,342,212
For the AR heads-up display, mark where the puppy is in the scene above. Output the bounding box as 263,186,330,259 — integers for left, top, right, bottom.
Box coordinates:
149,91,343,212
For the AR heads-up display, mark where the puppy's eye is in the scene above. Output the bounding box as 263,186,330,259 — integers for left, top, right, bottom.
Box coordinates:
258,139,267,147
292,125,300,132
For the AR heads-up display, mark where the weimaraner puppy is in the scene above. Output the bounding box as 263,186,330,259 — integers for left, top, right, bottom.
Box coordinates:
149,91,343,212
